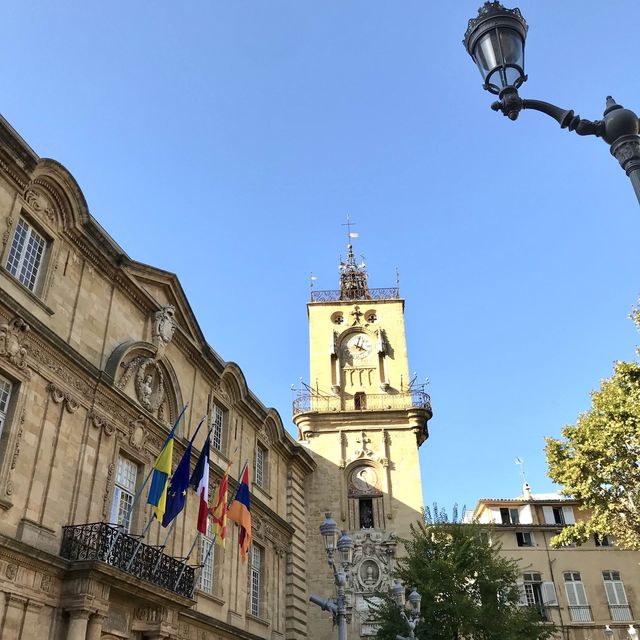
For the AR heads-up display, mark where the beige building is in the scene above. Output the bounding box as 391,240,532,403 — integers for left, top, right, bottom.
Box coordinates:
293,247,432,640
0,115,316,639
467,487,640,640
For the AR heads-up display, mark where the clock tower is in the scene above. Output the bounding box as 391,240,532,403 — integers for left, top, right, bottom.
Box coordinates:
294,241,432,640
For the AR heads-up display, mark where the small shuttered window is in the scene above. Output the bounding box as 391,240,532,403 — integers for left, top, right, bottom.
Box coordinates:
603,571,628,605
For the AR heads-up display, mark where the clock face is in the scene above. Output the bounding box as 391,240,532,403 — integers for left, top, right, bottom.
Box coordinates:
344,333,372,360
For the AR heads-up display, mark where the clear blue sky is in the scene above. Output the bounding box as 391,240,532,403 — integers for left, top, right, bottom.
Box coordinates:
4,2,640,511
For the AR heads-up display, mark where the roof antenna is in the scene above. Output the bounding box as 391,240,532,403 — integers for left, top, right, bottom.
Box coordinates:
515,457,531,498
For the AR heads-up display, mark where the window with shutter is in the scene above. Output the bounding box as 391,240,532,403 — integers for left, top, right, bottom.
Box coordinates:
603,570,632,621
564,572,591,622
541,581,557,606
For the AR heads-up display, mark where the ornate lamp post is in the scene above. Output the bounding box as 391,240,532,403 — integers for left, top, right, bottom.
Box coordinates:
604,625,614,639
463,2,640,205
629,625,639,639
309,513,354,640
391,580,422,640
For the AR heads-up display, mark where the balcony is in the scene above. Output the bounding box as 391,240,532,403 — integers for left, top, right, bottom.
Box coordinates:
568,605,593,622
609,604,634,622
292,389,432,416
310,287,400,302
61,522,195,599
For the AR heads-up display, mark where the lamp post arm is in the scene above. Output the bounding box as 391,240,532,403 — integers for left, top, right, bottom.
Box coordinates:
521,100,603,136
491,91,603,137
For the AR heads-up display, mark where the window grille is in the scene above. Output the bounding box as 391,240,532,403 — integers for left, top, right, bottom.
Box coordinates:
6,218,47,292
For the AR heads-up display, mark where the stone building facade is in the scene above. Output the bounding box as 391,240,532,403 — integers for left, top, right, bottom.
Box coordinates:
293,246,432,640
467,487,640,640
0,115,315,640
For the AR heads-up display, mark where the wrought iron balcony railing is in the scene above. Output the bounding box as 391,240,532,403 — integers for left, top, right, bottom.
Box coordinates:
61,522,195,599
609,604,634,622
310,287,400,302
568,605,593,622
293,389,432,415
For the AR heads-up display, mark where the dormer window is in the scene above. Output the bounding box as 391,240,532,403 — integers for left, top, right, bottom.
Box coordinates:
500,507,519,524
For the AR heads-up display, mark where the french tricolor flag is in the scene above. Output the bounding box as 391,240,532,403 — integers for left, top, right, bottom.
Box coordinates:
189,435,210,535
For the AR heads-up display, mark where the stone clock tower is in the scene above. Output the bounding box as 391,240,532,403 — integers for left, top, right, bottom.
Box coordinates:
294,242,432,640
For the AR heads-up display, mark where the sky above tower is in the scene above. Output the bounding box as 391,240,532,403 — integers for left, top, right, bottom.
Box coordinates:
3,1,640,511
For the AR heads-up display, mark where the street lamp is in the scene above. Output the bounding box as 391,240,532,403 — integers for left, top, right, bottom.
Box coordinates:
629,625,639,640
309,513,354,640
604,625,614,639
463,2,640,205
391,580,422,640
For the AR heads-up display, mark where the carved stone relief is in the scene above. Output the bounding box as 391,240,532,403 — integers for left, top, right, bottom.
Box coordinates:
48,383,80,413
28,341,94,400
128,418,147,452
2,216,14,252
10,412,25,471
117,356,166,414
0,316,30,372
102,463,115,519
152,304,177,352
24,188,56,223
89,411,115,437
212,378,231,403
350,530,397,637
348,465,382,498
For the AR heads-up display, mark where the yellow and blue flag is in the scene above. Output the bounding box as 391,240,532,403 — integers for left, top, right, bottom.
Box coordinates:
147,438,174,522
147,406,187,522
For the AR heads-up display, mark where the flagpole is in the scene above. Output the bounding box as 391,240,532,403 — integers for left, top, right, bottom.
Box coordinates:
174,532,201,590
125,515,156,571
104,405,188,562
151,518,178,574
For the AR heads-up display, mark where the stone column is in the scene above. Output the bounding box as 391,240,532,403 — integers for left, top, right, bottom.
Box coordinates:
86,613,106,640
3,594,27,638
67,610,90,640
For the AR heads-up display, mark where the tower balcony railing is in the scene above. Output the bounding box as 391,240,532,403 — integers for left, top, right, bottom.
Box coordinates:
292,388,431,415
310,287,400,302
60,522,195,599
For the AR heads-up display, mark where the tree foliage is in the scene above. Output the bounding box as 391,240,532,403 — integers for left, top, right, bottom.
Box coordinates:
371,520,553,640
546,357,640,549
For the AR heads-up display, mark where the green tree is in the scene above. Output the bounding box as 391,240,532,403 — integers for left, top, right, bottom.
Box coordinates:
371,521,554,640
546,358,640,549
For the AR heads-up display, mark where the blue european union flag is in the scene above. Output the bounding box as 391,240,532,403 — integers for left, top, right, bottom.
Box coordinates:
162,441,192,527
